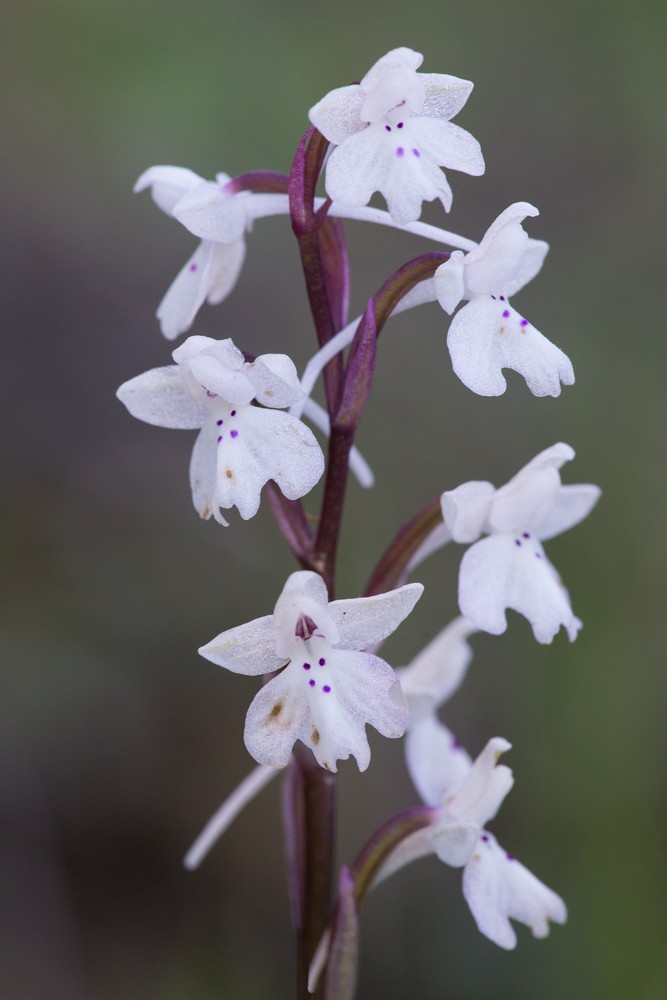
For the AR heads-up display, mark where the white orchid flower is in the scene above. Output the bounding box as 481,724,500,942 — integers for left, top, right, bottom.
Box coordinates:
442,443,601,643
117,336,324,525
434,202,574,396
309,47,484,225
199,571,423,772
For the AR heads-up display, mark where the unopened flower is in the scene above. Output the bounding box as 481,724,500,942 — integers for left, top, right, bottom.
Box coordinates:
117,336,324,525
199,571,423,771
309,47,484,225
434,203,574,396
442,443,600,643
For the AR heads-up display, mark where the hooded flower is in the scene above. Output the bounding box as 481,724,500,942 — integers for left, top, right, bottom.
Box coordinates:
377,623,567,948
434,202,574,396
116,336,325,525
199,571,423,771
135,166,293,340
441,443,600,643
309,47,484,225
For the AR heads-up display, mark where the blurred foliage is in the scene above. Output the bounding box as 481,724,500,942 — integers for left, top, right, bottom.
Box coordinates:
2,1,666,998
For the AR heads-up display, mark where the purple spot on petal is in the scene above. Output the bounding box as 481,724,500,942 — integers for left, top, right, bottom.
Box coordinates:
506,852,516,861
303,662,311,670
481,834,490,843
535,552,543,559
450,738,461,750
520,319,529,327
412,148,420,157
385,124,391,132
217,435,222,443
502,309,510,318
491,295,496,299
216,419,223,426
323,685,331,693
319,658,325,666
523,532,530,538
396,147,404,157
515,539,522,547
206,391,217,398
230,430,238,438
397,121,404,129
499,295,506,301
189,263,198,272
230,410,236,417
309,679,315,687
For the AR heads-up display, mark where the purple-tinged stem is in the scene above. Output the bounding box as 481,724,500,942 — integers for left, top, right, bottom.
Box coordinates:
289,128,344,413
284,745,337,1000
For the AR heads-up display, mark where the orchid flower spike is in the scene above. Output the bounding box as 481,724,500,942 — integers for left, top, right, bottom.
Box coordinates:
442,443,601,643
434,202,574,396
309,47,484,225
199,571,423,771
116,336,324,525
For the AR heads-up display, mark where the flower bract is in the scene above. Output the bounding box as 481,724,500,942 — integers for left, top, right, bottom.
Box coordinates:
199,571,423,771
309,47,484,225
441,443,601,642
117,336,325,525
434,203,574,396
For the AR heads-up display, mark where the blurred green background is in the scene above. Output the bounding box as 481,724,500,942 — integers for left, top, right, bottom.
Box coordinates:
2,1,666,998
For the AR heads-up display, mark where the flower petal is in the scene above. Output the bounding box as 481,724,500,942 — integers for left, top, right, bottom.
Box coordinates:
191,407,322,524
446,297,574,397
502,238,549,297
329,583,424,651
206,239,247,305
272,570,335,654
309,84,366,144
324,126,391,209
156,240,221,341
399,617,476,715
244,667,312,768
186,347,256,405
244,353,304,409
134,165,204,215
198,615,284,675
189,419,228,525
441,480,496,542
411,118,485,176
173,181,248,243
490,442,574,533
116,366,207,429
532,483,602,541
462,832,567,949
243,648,408,772
419,74,474,120
458,533,582,643
404,713,473,806
434,251,466,315
237,406,325,508
462,203,539,296
445,738,513,827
